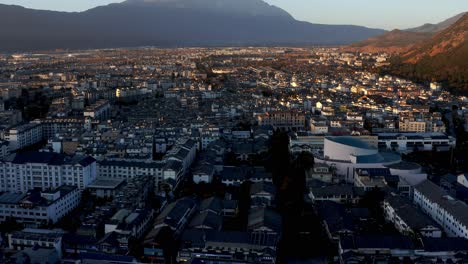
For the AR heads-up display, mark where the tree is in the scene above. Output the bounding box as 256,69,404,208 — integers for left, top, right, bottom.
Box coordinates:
238,181,252,230
0,217,23,233
269,130,291,187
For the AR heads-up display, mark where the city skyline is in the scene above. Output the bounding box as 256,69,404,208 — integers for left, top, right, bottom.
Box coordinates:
0,0,466,30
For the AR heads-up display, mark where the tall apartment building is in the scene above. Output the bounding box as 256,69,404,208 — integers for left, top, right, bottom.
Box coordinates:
414,180,468,239
6,123,43,151
257,111,305,130
0,185,81,226
0,152,96,193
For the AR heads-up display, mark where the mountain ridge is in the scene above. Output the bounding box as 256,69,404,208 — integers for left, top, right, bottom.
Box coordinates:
405,12,466,33
385,13,468,93
0,1,385,52
346,12,466,53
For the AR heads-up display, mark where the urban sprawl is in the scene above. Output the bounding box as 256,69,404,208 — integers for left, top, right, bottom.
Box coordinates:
0,47,467,263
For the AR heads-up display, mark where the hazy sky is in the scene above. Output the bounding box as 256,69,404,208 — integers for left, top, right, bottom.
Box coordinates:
0,0,466,30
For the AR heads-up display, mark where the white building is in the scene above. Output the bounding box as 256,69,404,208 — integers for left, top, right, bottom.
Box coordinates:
0,185,81,226
456,173,468,188
192,164,215,184
6,123,43,151
162,160,184,185
414,180,468,239
83,100,111,120
306,163,335,184
97,159,164,184
310,119,329,135
290,135,325,154
377,133,456,153
290,134,378,155
384,162,427,186
384,194,442,238
165,138,197,175
314,137,401,182
8,229,65,258
0,152,96,193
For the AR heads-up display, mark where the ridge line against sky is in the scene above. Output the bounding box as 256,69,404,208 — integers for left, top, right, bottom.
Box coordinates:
0,0,466,30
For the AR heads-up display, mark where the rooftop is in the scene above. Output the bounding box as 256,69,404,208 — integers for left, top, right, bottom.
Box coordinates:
415,180,468,227
87,179,126,189
385,161,421,170
326,136,375,150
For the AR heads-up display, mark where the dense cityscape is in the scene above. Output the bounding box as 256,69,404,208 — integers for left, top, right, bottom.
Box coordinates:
0,46,466,263
0,0,467,263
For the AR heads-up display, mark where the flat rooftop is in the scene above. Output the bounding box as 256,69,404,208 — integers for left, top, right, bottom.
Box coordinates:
0,193,26,204
326,136,375,149
385,161,421,170
88,179,126,189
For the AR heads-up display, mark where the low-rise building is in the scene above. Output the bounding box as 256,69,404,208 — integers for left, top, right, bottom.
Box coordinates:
0,186,81,226
178,229,276,264
309,184,364,204
257,111,305,130
192,164,215,184
97,159,164,183
306,163,335,184
377,133,456,153
6,123,43,151
8,228,65,258
86,179,126,198
83,100,111,120
384,194,442,238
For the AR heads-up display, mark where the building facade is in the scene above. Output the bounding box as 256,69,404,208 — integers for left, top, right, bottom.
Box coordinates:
0,186,81,226
414,180,468,239
0,152,96,193
6,123,43,151
377,133,456,153
257,111,305,130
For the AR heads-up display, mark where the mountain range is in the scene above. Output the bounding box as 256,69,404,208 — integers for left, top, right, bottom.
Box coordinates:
0,0,385,52
406,12,466,33
384,13,468,94
349,12,466,53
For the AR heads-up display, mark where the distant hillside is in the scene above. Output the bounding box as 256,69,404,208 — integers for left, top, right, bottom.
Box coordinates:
349,30,432,53
0,0,385,52
406,12,466,33
385,13,468,94
347,12,465,53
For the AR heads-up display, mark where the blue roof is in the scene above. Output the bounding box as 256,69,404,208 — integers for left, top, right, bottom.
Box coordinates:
327,137,375,149
0,193,26,204
354,153,384,163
